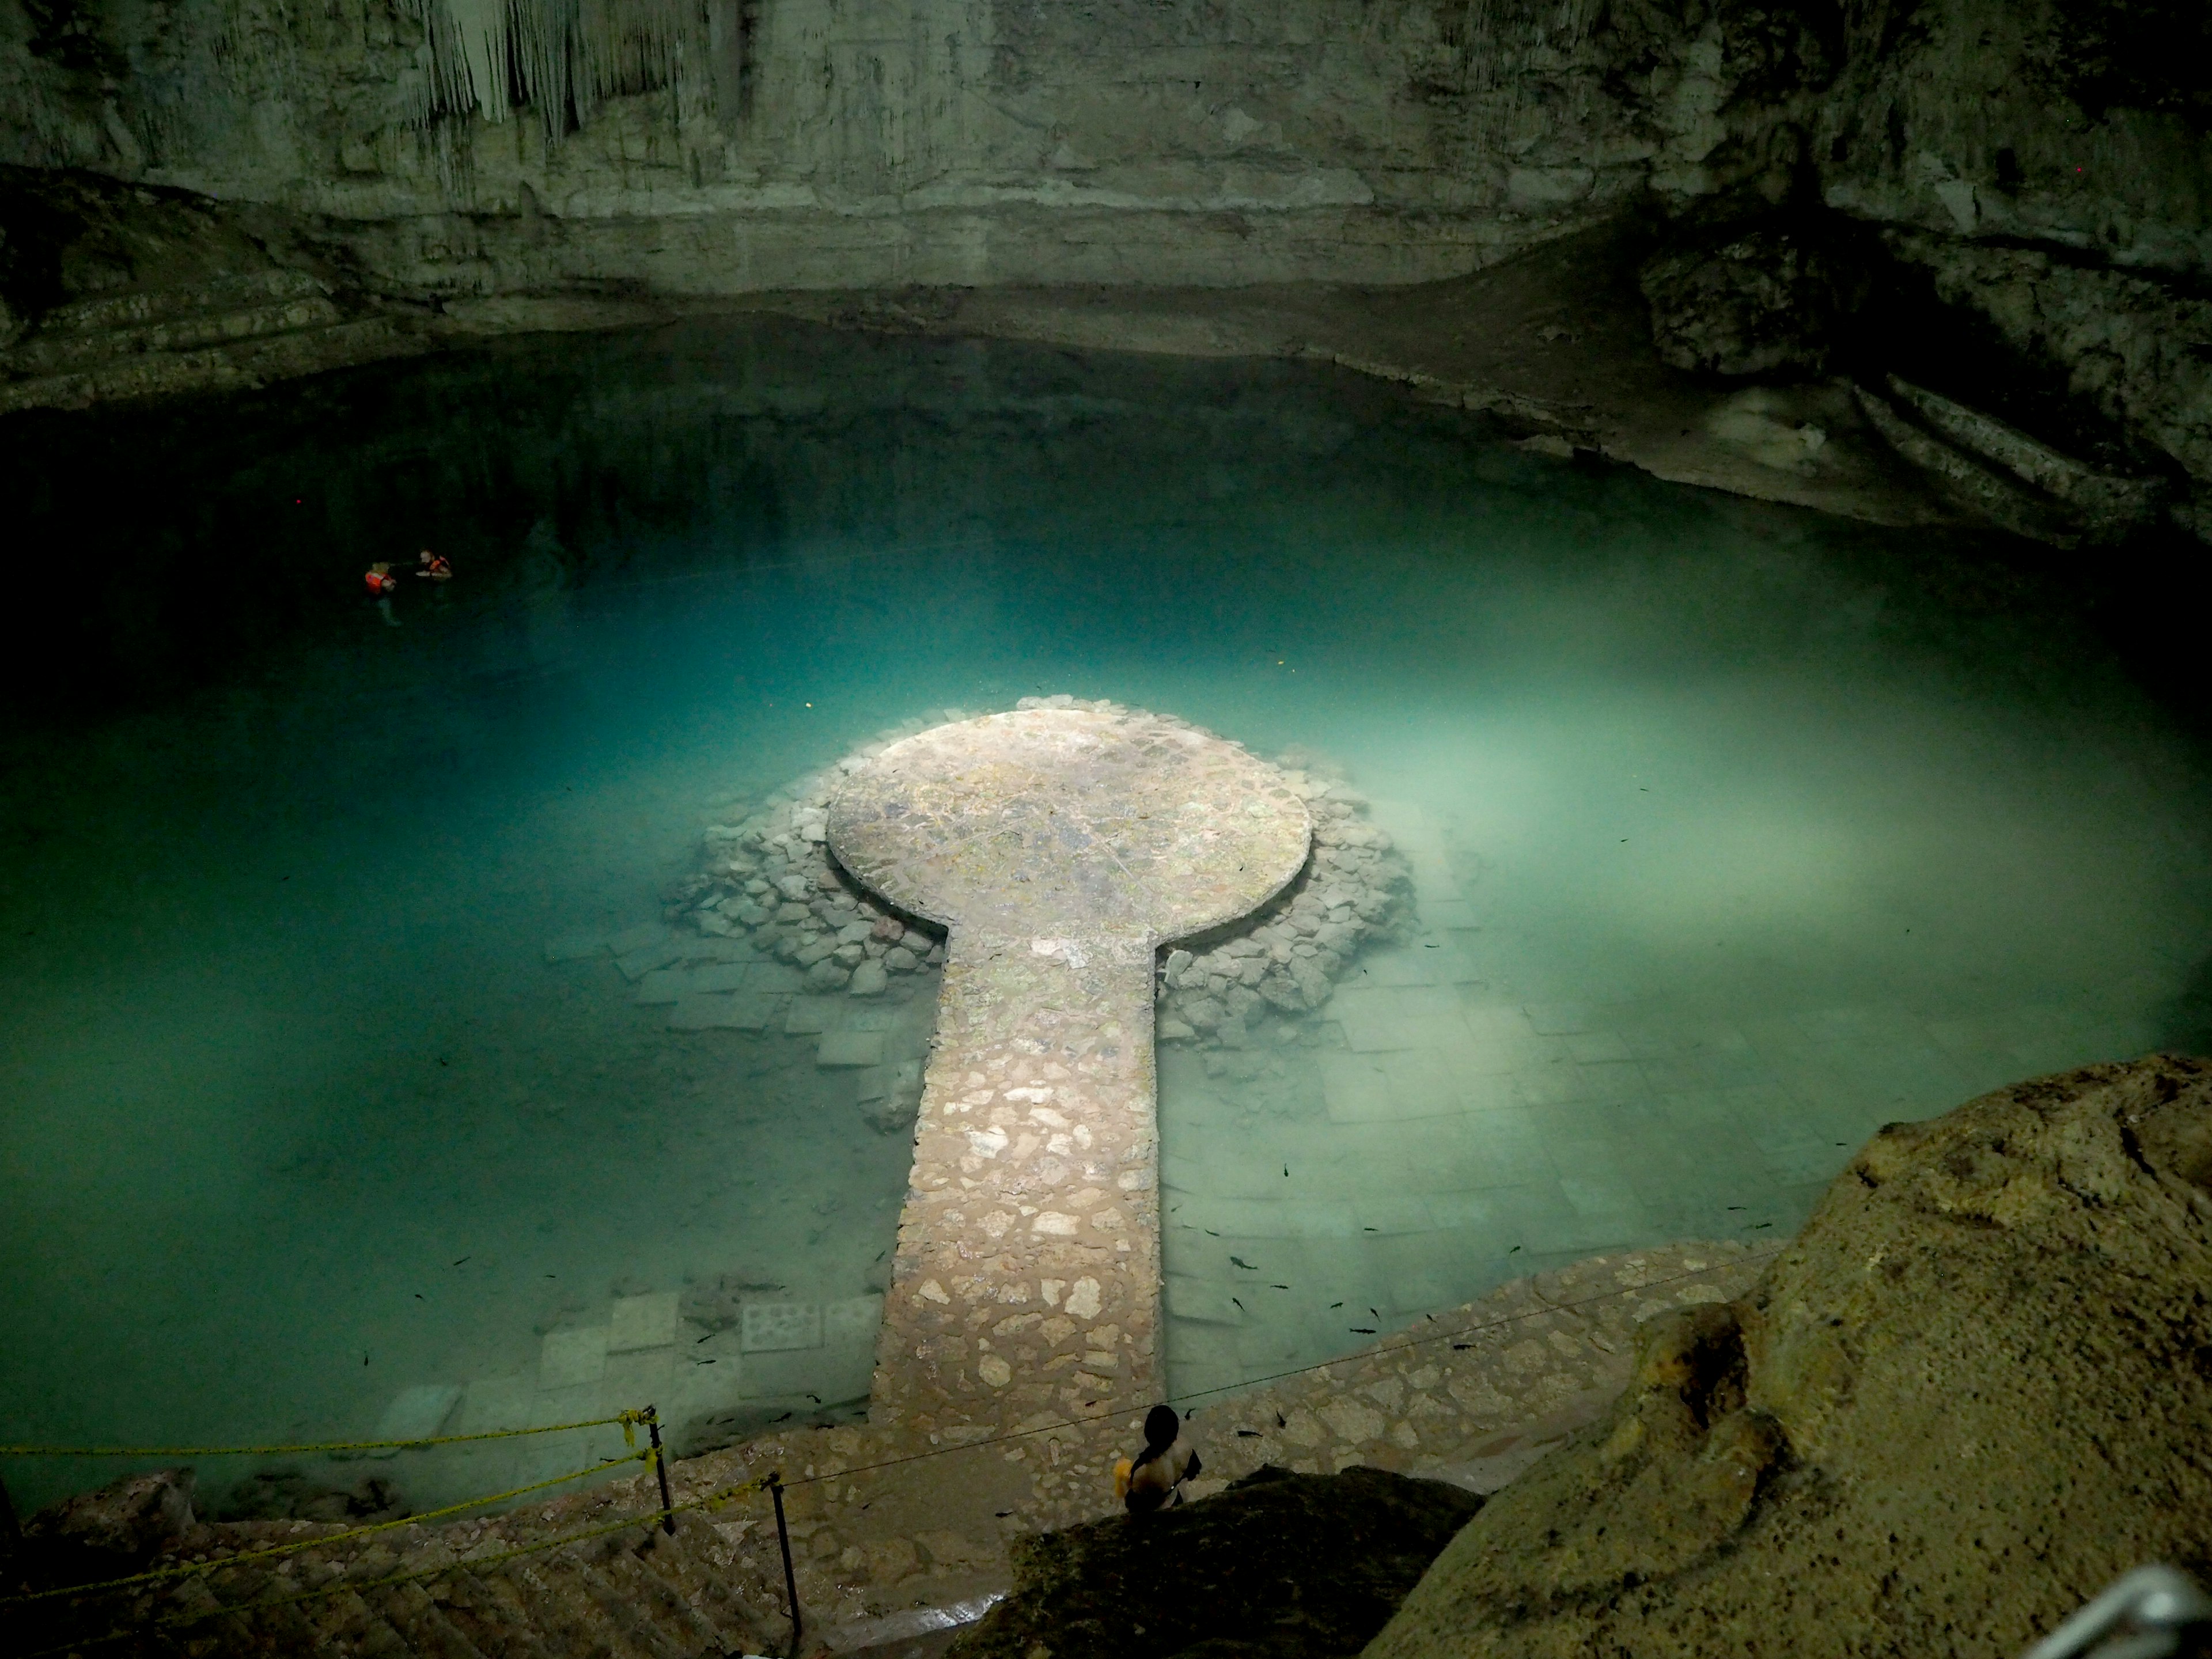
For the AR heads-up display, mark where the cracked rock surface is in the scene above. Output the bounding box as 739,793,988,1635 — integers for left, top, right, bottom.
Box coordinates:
1366,1053,2212,1659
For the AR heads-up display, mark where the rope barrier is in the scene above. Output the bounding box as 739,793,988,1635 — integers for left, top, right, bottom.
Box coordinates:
14,1471,779,1659
1,1407,656,1461
0,1449,656,1607
5,1247,1783,1652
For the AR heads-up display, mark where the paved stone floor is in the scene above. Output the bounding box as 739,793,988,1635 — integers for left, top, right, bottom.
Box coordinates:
825,705,1311,1440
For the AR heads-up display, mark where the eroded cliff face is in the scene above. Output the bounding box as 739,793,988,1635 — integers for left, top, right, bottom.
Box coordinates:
0,0,1837,293
1815,0,2212,536
0,0,2205,519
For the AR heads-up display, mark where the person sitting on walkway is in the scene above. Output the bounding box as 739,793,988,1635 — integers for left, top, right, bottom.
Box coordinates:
1115,1404,1202,1514
415,549,452,581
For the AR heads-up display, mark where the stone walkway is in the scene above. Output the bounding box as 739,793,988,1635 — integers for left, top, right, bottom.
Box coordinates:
825,706,1311,1440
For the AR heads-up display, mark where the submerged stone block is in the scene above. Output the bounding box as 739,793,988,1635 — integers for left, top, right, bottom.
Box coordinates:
741,1301,823,1352
783,997,838,1035
634,968,688,1003
818,1030,885,1067
616,940,684,980
690,962,754,992
667,992,782,1030
539,1327,608,1389
456,1373,533,1436
372,1382,463,1447
823,1293,885,1346
608,1291,680,1353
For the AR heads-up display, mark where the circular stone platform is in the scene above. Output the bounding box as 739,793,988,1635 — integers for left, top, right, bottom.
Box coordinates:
826,705,1313,943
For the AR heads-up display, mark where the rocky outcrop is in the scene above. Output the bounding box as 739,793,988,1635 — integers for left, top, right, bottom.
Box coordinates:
1879,232,2212,532
0,165,426,412
1851,370,2170,547
1363,1053,2212,1659
16,1467,199,1590
1639,222,1863,376
948,1465,1484,1659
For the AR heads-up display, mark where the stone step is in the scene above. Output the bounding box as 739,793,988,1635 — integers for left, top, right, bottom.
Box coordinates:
373,1578,495,1659
137,1532,767,1659
568,1555,697,1657
5,293,347,374
431,1567,560,1659
1884,373,2168,539
1852,381,2082,548
0,314,423,415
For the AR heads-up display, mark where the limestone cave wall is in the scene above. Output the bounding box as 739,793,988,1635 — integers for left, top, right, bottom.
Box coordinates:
0,0,1835,292
1,0,2205,509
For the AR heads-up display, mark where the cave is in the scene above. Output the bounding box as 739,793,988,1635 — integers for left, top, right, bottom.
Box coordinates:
2,2,2209,1655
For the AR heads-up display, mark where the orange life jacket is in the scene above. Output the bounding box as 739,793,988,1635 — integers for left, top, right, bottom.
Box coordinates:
366,570,394,595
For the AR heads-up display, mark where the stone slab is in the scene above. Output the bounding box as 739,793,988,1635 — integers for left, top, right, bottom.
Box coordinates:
616,941,685,980
373,1382,462,1445
608,1291,681,1353
668,993,783,1031
634,968,690,1003
817,1031,885,1067
456,1373,534,1436
539,1327,608,1389
690,962,755,993
543,931,607,963
741,1302,823,1353
784,998,838,1035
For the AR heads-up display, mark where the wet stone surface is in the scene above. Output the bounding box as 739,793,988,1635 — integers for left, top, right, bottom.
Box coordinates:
828,704,1312,1437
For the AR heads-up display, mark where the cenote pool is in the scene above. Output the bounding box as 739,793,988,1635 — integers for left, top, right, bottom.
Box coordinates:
3,319,2209,1518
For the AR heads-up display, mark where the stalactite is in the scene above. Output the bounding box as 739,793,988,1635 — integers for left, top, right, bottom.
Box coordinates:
403,0,710,137
1452,0,1602,157
1457,0,1599,97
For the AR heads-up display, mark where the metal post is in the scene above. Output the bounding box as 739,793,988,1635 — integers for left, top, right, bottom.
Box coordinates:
769,1472,801,1656
645,1407,676,1536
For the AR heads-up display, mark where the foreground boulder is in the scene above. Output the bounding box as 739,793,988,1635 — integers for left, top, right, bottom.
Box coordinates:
948,1465,1483,1659
1366,1054,2212,1659
24,1467,196,1567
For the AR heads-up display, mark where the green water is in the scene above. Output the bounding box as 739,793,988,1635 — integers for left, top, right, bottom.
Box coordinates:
3,320,2208,1517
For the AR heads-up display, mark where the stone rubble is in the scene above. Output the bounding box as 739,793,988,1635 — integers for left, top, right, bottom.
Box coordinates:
661,695,1414,1056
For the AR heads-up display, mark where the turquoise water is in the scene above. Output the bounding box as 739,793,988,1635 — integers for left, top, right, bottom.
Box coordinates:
3,320,2209,1517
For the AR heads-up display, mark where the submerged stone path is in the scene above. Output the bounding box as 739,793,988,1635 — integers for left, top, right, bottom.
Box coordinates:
827,705,1312,1438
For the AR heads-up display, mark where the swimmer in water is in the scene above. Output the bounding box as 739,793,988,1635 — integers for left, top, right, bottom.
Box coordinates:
415,549,452,581
1115,1404,1202,1514
364,562,401,626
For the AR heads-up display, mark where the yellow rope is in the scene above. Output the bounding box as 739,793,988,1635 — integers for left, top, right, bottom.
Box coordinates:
14,1474,777,1659
0,1407,652,1460
7,1249,1779,1646
0,1449,655,1607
